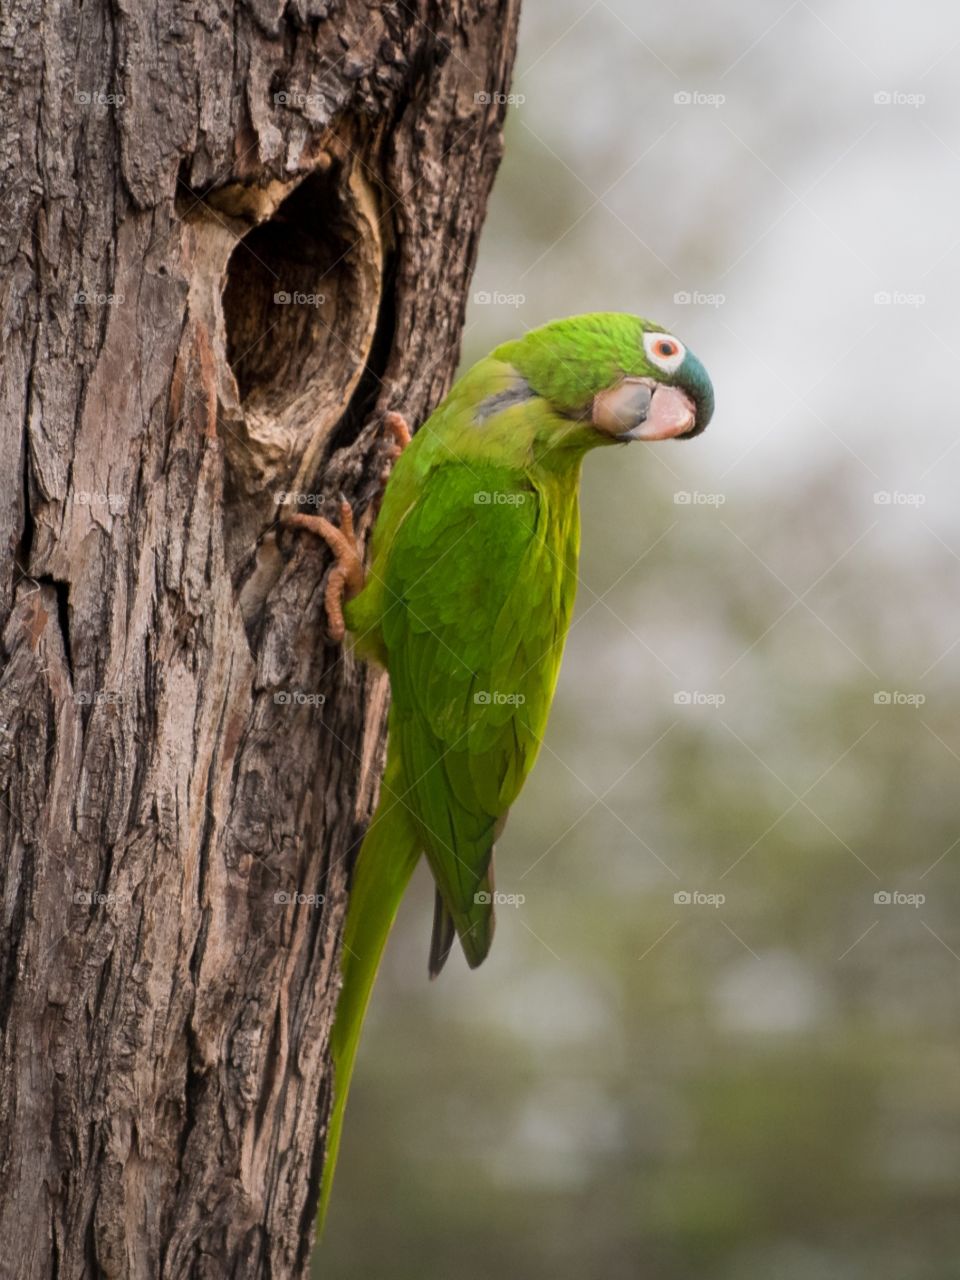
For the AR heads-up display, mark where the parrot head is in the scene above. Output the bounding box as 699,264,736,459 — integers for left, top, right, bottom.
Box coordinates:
490,312,714,454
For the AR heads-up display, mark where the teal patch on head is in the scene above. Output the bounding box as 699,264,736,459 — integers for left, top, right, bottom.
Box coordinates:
678,349,715,435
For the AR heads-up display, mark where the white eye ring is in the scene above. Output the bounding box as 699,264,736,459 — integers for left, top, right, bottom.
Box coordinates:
643,331,686,374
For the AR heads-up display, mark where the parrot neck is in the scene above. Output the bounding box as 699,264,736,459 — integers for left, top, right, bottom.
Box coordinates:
483,397,598,475
529,435,589,485
528,403,602,479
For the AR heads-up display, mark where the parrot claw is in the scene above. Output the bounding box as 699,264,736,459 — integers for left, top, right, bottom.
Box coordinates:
379,410,411,487
284,499,364,643
284,412,409,641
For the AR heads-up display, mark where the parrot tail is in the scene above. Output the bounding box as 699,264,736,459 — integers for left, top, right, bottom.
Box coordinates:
318,753,421,1231
428,890,457,978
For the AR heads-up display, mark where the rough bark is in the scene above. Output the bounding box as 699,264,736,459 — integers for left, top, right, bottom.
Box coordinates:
0,1,520,1275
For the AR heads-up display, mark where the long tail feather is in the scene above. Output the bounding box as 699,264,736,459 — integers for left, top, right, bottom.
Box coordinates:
428,890,457,978
318,755,421,1230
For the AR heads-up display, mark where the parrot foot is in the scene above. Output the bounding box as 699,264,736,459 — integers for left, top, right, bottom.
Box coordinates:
284,412,407,640
285,500,363,643
380,410,411,487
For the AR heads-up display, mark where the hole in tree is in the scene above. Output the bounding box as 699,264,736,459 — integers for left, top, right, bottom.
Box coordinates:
221,163,380,435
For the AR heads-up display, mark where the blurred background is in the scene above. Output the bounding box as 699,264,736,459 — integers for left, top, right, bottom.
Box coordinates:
321,3,960,1276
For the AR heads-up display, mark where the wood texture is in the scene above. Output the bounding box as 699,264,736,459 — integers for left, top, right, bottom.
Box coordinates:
0,1,520,1274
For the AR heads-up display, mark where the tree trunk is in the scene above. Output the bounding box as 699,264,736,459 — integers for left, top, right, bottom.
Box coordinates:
0,1,519,1274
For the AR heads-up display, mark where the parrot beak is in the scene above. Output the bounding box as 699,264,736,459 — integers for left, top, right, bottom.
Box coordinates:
592,378,697,441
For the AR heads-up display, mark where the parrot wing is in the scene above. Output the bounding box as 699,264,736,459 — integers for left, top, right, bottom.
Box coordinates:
380,459,574,969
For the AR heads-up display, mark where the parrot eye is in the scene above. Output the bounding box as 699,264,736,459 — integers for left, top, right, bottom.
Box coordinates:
643,331,686,374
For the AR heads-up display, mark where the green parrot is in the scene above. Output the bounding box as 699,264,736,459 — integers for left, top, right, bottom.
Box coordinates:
289,311,714,1226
